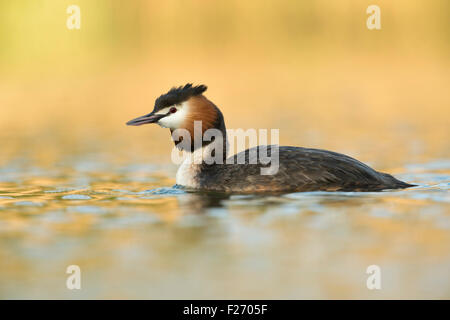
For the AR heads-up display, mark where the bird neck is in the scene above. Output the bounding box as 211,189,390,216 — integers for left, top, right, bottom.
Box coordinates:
185,124,228,165
173,101,228,164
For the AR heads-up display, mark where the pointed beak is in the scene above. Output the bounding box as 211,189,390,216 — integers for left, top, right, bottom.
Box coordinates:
126,112,165,126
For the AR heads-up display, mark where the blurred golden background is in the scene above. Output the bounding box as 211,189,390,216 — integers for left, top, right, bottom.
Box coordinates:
0,0,449,299
1,0,449,168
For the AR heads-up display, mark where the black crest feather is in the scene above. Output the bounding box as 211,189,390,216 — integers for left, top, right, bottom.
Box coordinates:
154,84,207,111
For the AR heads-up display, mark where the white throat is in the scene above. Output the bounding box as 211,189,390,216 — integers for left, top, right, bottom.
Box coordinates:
175,136,228,188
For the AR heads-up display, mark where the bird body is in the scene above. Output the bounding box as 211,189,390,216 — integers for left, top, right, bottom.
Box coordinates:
127,84,414,193
191,146,412,193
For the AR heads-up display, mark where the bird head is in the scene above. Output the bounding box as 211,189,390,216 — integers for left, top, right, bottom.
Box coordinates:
127,84,225,152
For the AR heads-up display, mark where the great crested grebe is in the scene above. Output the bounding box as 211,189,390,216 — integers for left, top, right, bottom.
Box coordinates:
126,84,414,193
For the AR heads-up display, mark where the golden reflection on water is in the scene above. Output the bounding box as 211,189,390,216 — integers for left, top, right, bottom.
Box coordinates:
0,0,449,299
0,164,448,299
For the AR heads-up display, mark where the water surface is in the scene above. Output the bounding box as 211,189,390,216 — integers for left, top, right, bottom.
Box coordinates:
0,156,448,299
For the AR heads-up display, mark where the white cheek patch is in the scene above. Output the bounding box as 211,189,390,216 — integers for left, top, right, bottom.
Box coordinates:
157,102,189,129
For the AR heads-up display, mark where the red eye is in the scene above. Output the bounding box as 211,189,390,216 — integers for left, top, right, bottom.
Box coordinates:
170,107,177,113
